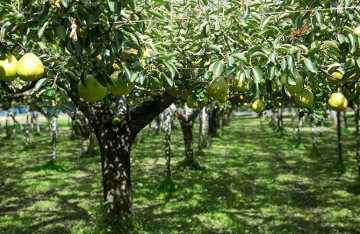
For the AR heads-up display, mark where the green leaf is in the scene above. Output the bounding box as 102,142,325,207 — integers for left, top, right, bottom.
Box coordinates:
252,68,263,83
56,25,66,41
80,71,86,88
108,2,121,20
251,80,261,98
303,57,318,73
316,11,324,25
338,34,345,44
287,75,296,85
231,53,247,63
281,58,287,72
161,71,174,86
61,0,68,8
242,65,250,78
64,102,76,112
164,61,176,78
47,106,56,116
260,16,271,30
38,101,50,107
121,61,131,79
212,61,223,78
342,71,353,84
95,72,107,88
105,74,115,86
322,41,340,51
287,55,295,73
348,33,356,53
35,78,50,91
151,0,166,5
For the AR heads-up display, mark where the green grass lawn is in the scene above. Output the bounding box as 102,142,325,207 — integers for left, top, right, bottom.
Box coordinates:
1,111,360,233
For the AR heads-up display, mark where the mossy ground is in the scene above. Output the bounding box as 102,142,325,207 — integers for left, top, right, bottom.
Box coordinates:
0,111,360,233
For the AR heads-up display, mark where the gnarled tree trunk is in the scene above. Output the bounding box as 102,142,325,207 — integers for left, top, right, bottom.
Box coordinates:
67,88,174,222
355,105,360,177
5,109,10,138
198,108,207,149
278,108,283,135
344,108,348,129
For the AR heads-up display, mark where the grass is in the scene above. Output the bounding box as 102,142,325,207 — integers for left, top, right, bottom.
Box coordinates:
0,111,360,233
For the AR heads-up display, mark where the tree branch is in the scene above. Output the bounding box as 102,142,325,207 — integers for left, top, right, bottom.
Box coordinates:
1,81,35,94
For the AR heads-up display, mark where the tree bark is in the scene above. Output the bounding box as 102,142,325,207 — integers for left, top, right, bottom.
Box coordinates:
298,110,303,144
11,114,24,130
337,111,342,163
199,108,207,149
292,110,296,139
171,104,201,168
154,112,164,134
50,116,57,162
208,108,220,137
89,122,95,149
164,108,172,178
26,108,30,146
355,105,360,177
148,121,152,134
30,111,34,129
344,108,348,129
5,109,10,138
278,108,283,135
117,95,127,116
310,113,317,150
12,114,16,139
66,87,175,221
0,123,3,133
36,112,40,133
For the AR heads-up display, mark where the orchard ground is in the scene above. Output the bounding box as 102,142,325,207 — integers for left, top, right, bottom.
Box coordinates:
0,111,360,233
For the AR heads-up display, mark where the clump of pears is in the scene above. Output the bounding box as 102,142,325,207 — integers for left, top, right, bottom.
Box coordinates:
0,51,44,82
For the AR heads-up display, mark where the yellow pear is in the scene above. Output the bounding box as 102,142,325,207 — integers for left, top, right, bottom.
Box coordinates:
354,27,360,36
179,89,191,100
218,95,229,103
252,98,266,114
16,53,44,82
107,70,134,96
0,50,18,82
198,98,208,107
166,86,181,96
287,71,304,95
234,73,252,92
327,63,344,84
207,77,229,100
78,75,108,103
186,96,198,108
275,100,282,108
328,93,348,111
295,88,314,108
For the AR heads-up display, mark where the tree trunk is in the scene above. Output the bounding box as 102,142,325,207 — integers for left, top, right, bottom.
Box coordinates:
199,108,206,149
66,87,174,221
148,121,152,134
320,120,323,138
50,116,57,163
89,122,95,149
11,114,24,130
6,109,10,138
181,123,194,164
36,112,40,133
0,123,3,133
298,111,303,144
12,115,16,139
332,110,337,125
344,108,348,129
30,111,34,129
310,113,317,150
164,108,171,178
337,111,342,163
154,112,164,134
292,111,296,139
117,95,127,116
26,108,30,146
208,108,220,137
355,105,360,177
278,108,283,135
81,118,90,155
